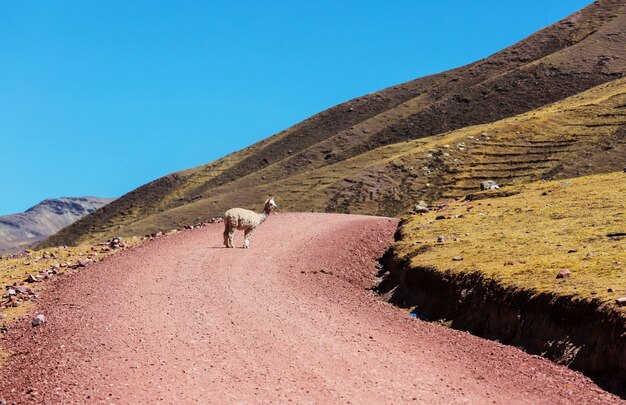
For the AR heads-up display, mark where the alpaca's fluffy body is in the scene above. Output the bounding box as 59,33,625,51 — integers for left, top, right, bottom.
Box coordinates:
224,208,267,230
223,197,276,248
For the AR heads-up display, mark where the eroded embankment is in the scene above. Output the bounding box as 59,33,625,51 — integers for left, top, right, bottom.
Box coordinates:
377,247,626,398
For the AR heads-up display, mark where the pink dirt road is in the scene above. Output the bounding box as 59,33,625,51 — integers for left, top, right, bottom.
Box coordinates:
0,213,620,404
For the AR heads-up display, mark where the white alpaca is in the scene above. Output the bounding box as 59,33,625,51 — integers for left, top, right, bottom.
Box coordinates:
223,196,277,248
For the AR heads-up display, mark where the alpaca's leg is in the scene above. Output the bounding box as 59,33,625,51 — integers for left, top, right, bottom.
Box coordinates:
223,225,230,247
243,228,254,249
227,228,235,248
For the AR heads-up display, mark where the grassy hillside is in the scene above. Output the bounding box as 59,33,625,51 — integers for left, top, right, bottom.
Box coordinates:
45,75,626,245
392,171,626,309
42,0,626,247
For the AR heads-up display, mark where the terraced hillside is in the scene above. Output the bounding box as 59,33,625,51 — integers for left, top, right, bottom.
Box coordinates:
43,0,626,247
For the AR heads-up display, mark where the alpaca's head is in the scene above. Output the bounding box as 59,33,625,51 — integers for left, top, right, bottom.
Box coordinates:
264,196,277,212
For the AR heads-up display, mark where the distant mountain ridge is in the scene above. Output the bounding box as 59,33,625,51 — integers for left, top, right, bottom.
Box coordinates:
42,0,626,247
0,197,114,253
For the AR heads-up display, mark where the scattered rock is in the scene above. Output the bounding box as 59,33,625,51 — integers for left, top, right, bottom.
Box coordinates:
76,258,92,267
435,215,446,220
32,314,45,327
109,237,127,249
6,288,16,296
566,249,578,253
607,287,615,293
616,297,626,307
480,180,500,191
0,314,6,319
452,256,464,261
437,236,447,243
560,181,573,187
556,269,572,279
26,274,39,283
413,201,430,214
14,286,32,295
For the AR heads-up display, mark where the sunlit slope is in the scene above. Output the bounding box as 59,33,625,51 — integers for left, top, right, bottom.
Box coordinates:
45,76,626,245
392,171,626,308
42,0,626,247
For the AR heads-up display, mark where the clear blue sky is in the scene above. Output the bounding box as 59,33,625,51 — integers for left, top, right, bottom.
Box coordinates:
0,1,591,215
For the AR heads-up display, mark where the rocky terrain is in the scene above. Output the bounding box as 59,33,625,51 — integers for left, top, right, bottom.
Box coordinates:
0,235,138,331
0,197,114,253
42,0,626,247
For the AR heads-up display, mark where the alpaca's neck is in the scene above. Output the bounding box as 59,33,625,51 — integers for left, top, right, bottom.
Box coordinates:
258,210,269,223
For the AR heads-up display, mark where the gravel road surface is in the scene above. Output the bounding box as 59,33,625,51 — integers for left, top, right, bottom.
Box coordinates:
0,213,620,404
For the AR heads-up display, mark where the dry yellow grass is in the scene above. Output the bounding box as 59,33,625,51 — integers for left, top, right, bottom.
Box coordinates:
393,171,626,311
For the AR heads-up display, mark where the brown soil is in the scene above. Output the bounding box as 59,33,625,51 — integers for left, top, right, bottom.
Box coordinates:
1,214,620,403
377,261,626,397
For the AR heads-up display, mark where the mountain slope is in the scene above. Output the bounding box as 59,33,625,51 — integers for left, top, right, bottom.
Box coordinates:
0,197,114,253
43,0,626,246
100,76,625,239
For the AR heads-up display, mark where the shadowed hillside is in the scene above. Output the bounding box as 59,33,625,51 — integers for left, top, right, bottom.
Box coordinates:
42,0,626,247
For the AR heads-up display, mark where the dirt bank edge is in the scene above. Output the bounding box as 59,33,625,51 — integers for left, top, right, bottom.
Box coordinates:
377,246,626,398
